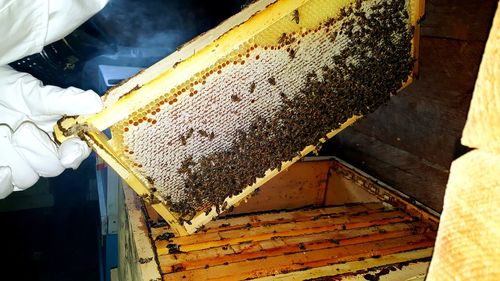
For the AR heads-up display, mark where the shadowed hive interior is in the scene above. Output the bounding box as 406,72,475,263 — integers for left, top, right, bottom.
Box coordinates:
110,0,416,220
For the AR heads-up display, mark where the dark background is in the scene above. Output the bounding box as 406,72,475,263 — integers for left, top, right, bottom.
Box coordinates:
0,0,497,280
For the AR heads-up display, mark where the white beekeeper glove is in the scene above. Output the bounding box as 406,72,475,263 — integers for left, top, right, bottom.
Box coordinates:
0,65,104,199
0,0,109,199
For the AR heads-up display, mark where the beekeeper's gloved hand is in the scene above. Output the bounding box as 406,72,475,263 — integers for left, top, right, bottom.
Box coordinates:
0,0,108,199
0,66,103,199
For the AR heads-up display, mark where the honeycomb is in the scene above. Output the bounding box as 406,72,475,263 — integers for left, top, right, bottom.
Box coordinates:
55,0,422,234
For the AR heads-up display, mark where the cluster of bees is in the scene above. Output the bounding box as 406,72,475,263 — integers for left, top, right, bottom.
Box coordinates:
166,0,415,220
179,128,216,146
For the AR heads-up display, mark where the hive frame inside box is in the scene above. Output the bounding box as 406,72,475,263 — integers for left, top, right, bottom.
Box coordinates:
55,0,425,235
119,157,439,281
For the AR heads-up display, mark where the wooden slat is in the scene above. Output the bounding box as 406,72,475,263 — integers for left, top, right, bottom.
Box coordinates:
164,209,403,245
160,222,427,273
253,247,433,281
159,221,425,266
207,202,387,231
156,210,413,254
150,202,386,239
164,234,434,280
420,0,497,41
148,198,437,280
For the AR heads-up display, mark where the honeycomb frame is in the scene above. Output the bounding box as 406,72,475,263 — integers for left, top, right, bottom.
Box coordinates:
55,0,425,235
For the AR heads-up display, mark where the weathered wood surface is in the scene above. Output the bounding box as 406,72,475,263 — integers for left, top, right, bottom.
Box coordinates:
420,0,498,41
118,187,162,281
156,203,436,280
325,170,380,205
256,249,433,281
330,129,449,212
126,159,440,280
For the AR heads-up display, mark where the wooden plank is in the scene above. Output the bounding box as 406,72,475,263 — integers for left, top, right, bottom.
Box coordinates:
279,222,426,246
317,262,429,281
163,230,416,273
156,210,413,253
330,129,448,213
325,171,380,205
225,160,332,215
151,202,387,240
253,248,433,280
118,187,162,281
164,235,434,280
159,246,236,270
330,158,440,230
207,202,386,231
158,222,425,265
159,222,426,273
197,210,408,241
420,0,497,41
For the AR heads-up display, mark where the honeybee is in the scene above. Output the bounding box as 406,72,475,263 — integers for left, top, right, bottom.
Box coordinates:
249,82,256,93
146,176,155,185
268,77,277,85
278,33,287,44
292,9,300,24
355,0,361,9
330,31,337,43
231,94,241,102
186,128,194,139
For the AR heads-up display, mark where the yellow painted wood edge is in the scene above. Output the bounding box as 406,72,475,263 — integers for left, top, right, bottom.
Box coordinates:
252,247,433,281
183,115,362,234
82,127,188,236
84,0,310,131
411,0,425,76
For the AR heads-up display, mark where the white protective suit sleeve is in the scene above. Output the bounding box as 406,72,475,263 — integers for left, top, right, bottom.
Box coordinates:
0,0,109,65
0,0,108,199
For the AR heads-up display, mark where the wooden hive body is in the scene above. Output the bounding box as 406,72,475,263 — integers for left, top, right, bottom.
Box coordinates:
116,158,439,280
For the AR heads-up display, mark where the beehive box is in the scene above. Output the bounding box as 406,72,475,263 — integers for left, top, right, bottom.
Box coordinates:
116,158,439,281
55,0,424,235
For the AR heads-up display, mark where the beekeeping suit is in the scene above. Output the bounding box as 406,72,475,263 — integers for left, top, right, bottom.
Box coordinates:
0,0,108,199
